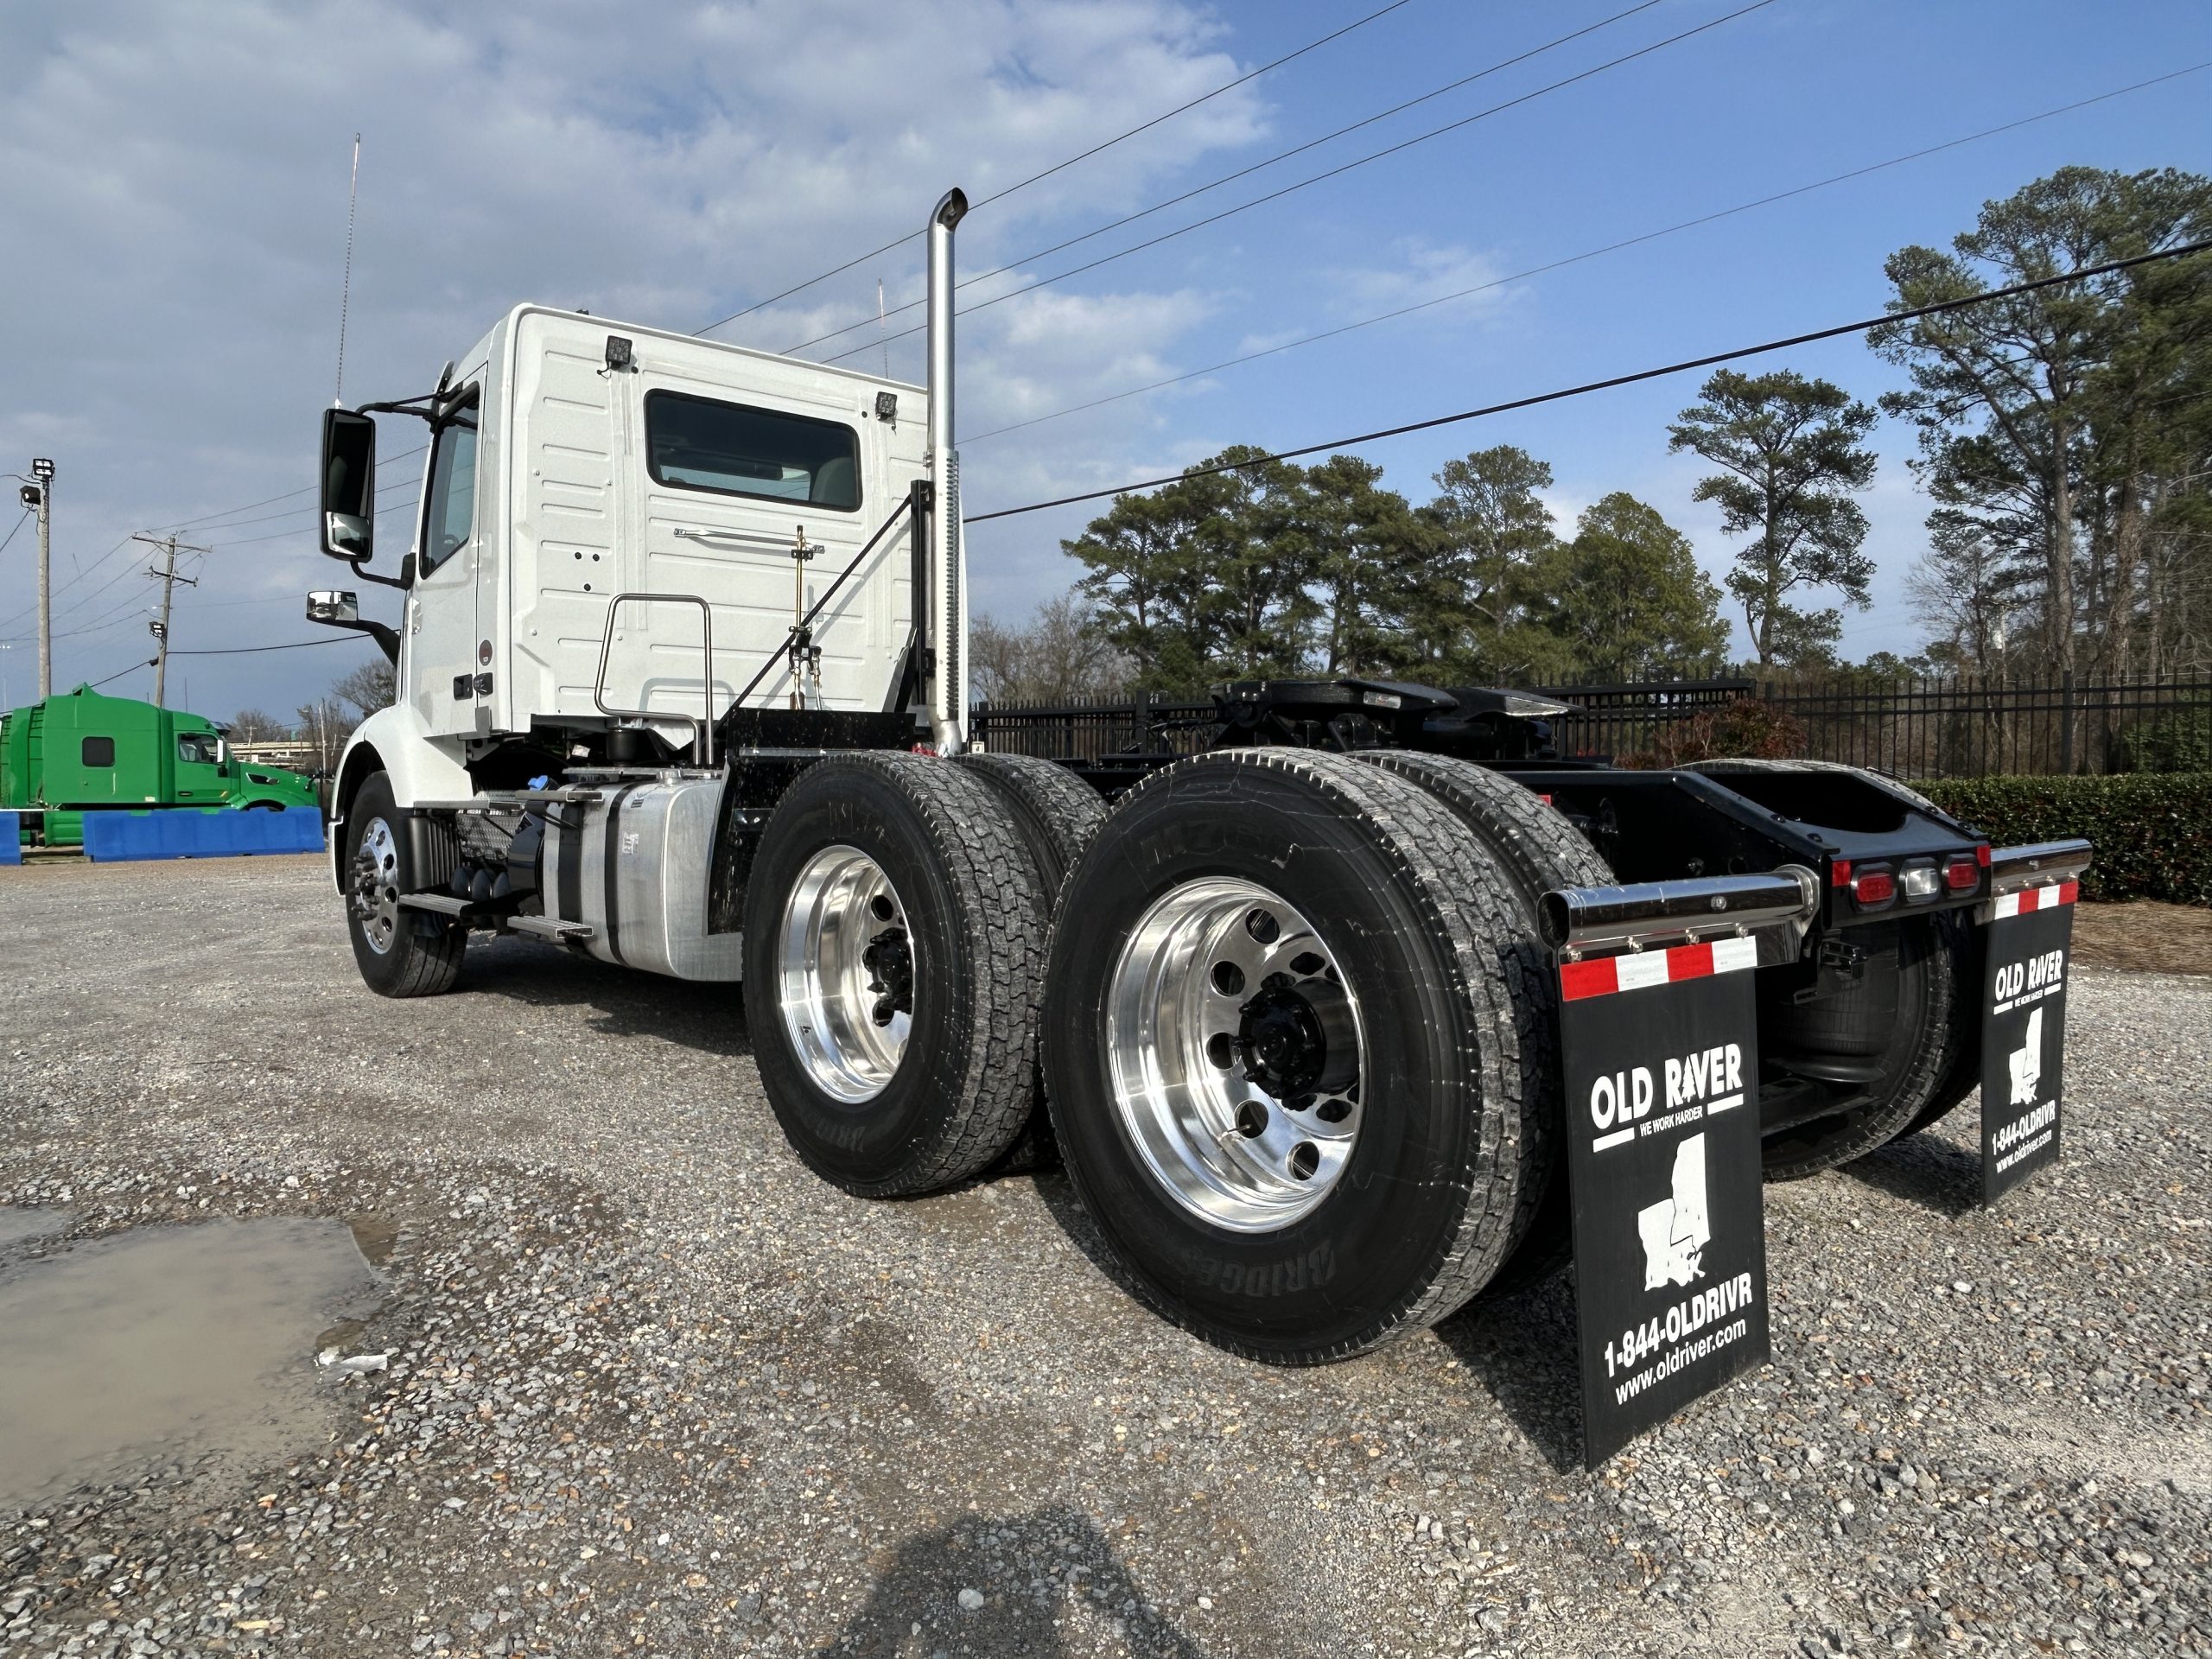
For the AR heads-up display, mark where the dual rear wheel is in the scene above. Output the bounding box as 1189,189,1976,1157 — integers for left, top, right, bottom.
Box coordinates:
744,747,1553,1362
740,747,1978,1363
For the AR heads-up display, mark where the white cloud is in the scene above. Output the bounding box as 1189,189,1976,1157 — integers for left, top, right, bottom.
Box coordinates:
0,0,1271,710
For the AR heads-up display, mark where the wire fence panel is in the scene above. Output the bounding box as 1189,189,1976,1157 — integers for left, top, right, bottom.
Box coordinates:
972,671,2212,779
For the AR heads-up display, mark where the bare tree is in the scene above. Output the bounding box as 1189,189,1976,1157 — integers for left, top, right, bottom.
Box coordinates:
294,695,357,774
225,707,287,742
969,595,1132,703
332,657,397,717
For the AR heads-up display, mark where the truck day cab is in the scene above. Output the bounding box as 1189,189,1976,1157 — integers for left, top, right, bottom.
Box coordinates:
308,189,2086,1366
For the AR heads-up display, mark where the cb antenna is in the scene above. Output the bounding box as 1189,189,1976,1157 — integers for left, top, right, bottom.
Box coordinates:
334,133,360,406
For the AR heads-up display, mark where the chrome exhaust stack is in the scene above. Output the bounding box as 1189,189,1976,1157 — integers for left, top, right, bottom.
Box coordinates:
925,187,969,754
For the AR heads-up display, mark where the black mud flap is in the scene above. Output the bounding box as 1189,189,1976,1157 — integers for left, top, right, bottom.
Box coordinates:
1559,936,1773,1467
1977,876,2076,1204
1539,868,1816,1468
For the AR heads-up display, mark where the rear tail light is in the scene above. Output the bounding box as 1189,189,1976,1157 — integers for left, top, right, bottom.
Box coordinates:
1850,868,1895,907
1945,855,1980,893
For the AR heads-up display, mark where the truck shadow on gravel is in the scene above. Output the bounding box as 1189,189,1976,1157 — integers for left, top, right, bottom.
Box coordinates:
1833,1130,1981,1219
810,1506,1209,1658
1433,1276,1589,1474
454,939,753,1056
1025,1169,1594,1475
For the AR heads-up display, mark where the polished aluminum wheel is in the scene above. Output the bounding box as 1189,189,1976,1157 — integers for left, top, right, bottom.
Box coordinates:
350,816,401,956
1106,878,1364,1232
778,845,914,1103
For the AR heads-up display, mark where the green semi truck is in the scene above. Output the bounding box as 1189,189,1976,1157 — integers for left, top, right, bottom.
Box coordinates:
0,685,319,849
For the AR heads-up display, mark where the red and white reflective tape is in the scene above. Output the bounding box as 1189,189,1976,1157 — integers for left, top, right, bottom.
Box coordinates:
1986,880,2077,921
1559,934,1759,1001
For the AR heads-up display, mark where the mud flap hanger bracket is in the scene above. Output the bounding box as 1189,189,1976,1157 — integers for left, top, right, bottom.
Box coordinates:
1982,838,2093,914
1541,868,1821,968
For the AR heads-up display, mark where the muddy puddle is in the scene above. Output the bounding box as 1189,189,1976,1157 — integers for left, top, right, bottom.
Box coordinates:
0,1215,387,1511
0,1207,71,1250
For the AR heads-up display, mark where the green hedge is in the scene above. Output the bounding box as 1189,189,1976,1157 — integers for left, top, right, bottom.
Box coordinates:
1918,772,2212,906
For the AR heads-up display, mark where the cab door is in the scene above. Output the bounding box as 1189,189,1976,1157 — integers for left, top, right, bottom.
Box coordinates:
406,391,486,739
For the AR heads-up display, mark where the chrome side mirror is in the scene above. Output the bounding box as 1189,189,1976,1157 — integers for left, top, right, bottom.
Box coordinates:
320,409,377,562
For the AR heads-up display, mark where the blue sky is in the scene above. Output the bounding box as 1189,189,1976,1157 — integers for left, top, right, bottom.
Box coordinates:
2,0,2205,720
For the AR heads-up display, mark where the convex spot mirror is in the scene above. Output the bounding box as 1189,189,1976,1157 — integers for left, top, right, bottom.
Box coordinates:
307,589,360,626
320,408,377,562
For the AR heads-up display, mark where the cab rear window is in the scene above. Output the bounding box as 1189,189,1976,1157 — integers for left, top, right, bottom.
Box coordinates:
645,390,860,512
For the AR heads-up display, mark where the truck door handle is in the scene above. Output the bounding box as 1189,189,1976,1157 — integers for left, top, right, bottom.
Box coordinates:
673,526,787,549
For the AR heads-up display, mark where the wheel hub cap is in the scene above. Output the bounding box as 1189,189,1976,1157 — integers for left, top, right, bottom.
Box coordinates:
350,817,401,956
1106,878,1364,1232
778,846,913,1103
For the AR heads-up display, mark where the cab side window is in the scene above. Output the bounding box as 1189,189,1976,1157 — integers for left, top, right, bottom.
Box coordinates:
82,736,114,766
419,405,480,575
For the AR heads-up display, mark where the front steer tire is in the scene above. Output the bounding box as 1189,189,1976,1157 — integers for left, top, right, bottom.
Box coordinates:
343,771,465,998
744,753,1048,1198
1042,750,1529,1364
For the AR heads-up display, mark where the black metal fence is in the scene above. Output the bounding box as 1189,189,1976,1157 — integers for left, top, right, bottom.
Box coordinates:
971,671,2212,779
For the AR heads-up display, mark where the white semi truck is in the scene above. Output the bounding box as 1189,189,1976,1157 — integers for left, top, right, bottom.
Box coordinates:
308,188,2087,1367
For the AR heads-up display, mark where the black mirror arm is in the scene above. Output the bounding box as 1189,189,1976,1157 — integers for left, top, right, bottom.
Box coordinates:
350,555,408,591
320,613,401,664
352,394,439,423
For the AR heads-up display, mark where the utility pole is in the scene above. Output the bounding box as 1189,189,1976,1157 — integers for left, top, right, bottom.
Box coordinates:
130,531,207,707
25,458,54,698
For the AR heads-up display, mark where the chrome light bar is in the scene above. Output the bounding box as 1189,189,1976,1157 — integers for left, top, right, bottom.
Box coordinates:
1986,838,2092,899
1541,868,1821,960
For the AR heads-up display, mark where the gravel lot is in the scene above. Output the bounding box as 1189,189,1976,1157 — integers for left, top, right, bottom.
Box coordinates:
3,854,2209,1658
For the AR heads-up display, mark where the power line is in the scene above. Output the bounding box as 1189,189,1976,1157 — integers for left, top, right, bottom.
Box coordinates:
74,633,365,688
160,444,427,535
692,0,1421,339
0,507,28,561
808,0,1777,365
205,490,418,550
960,65,2211,445
172,467,420,537
84,661,151,690
166,637,360,657
795,0,1668,358
964,240,2212,524
0,533,137,634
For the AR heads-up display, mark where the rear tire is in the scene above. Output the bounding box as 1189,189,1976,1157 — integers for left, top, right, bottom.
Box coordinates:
1760,917,1962,1179
343,772,465,998
1043,750,1528,1363
952,753,1106,904
743,753,1047,1197
952,753,1107,1176
1891,915,1981,1140
1358,753,1612,1293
